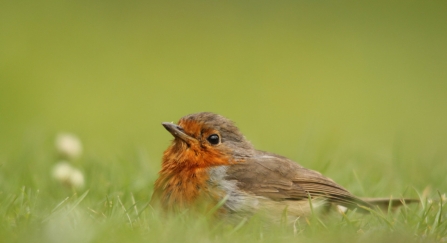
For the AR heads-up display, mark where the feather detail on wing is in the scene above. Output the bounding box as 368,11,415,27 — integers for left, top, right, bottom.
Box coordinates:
225,152,373,211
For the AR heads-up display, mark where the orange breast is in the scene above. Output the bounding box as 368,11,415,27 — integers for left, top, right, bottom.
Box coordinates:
153,167,209,210
152,140,233,211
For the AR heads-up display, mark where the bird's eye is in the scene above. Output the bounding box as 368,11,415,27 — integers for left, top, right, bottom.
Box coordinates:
207,134,220,145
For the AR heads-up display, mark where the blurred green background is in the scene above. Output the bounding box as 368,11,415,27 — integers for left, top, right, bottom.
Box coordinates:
1,1,447,195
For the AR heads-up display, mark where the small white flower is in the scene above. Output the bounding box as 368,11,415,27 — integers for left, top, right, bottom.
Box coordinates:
69,168,85,189
55,133,83,159
52,161,73,183
52,161,85,189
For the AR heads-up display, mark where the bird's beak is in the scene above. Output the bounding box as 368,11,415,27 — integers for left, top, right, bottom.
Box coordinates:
162,122,195,144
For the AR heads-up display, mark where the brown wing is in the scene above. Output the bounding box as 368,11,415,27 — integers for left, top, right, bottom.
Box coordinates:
225,152,372,211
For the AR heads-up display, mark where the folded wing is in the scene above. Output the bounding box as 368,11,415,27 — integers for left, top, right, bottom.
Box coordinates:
225,152,372,211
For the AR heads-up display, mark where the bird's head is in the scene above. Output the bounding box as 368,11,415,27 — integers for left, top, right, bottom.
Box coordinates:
161,112,255,167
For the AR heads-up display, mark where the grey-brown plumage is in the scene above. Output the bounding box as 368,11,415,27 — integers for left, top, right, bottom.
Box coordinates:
224,152,373,212
153,112,416,220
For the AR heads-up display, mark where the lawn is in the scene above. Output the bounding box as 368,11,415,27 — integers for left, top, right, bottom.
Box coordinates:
1,132,446,243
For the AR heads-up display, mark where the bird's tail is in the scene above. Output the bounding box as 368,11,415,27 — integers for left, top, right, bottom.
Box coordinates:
361,197,420,211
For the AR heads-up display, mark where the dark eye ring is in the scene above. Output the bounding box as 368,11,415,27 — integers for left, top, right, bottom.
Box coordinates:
207,134,220,145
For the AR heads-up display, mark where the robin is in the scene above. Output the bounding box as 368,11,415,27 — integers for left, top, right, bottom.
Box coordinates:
151,112,412,222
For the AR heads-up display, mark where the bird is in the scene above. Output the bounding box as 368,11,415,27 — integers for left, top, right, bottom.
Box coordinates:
151,112,414,222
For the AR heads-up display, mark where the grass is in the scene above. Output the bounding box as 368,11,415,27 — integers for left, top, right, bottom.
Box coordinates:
1,135,446,243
